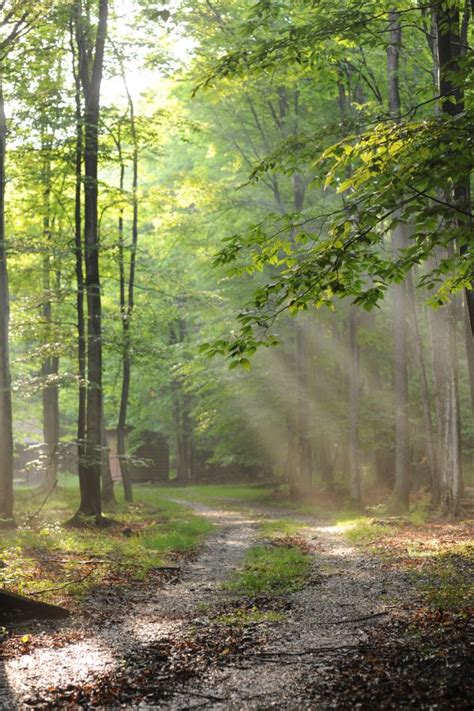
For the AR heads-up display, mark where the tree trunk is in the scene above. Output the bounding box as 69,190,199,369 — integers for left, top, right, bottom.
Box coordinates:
100,403,115,504
348,308,361,505
74,0,108,518
295,319,312,494
439,293,463,517
116,81,139,503
0,74,13,523
40,139,59,494
387,10,411,512
407,272,438,499
170,320,194,485
70,19,87,493
116,155,133,501
435,5,467,516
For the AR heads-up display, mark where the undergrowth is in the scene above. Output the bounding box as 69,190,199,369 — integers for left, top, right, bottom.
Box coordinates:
0,480,213,604
413,544,474,611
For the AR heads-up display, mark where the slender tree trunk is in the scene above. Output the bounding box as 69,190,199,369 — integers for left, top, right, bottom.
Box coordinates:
407,272,438,500
435,5,467,516
116,159,133,500
439,286,463,516
0,74,13,523
348,308,361,505
387,10,411,512
40,142,59,493
74,0,108,518
70,18,87,498
100,402,115,504
116,83,139,503
295,319,312,493
170,320,194,484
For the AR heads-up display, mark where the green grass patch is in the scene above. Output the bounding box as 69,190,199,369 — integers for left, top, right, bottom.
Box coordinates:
258,518,306,538
338,517,392,544
141,517,213,554
224,544,311,596
159,483,275,507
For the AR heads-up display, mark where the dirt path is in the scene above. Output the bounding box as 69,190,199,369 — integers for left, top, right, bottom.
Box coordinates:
0,502,414,709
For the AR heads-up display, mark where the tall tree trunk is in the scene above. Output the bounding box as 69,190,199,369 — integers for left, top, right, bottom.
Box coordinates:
435,5,467,516
348,308,361,505
74,0,108,518
0,74,13,523
116,157,133,500
295,319,312,494
100,402,115,504
40,140,59,493
70,18,87,500
387,10,411,512
116,80,138,503
170,320,194,485
407,272,438,500
439,286,463,516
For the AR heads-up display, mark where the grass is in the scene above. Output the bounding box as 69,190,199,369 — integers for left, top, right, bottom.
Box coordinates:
159,483,276,507
340,517,393,544
0,479,213,604
224,544,312,596
258,518,306,538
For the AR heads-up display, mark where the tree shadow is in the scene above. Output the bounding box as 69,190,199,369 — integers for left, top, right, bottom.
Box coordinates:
0,653,15,710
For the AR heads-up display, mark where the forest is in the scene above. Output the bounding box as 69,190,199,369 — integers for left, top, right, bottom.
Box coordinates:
0,0,472,708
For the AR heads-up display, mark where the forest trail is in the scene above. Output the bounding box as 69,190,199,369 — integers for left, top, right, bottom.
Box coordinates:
0,501,413,709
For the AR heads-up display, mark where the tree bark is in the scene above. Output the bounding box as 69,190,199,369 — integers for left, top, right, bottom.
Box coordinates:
387,10,411,512
100,403,115,504
70,18,87,494
74,0,108,518
295,318,312,494
170,320,194,484
116,77,138,503
40,135,59,493
348,308,361,505
439,286,463,517
0,74,13,522
407,272,438,499
435,5,467,516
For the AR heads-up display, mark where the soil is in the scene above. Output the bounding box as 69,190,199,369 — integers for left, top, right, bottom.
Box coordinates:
0,501,471,709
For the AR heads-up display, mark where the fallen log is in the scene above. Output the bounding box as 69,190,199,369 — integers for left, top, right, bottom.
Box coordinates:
0,589,70,621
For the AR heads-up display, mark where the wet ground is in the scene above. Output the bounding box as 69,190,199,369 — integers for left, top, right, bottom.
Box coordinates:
0,501,471,709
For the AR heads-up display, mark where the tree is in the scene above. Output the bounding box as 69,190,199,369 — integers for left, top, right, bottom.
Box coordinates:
72,0,108,520
387,9,410,513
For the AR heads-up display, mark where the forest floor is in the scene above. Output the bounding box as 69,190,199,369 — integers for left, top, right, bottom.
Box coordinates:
0,485,473,709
